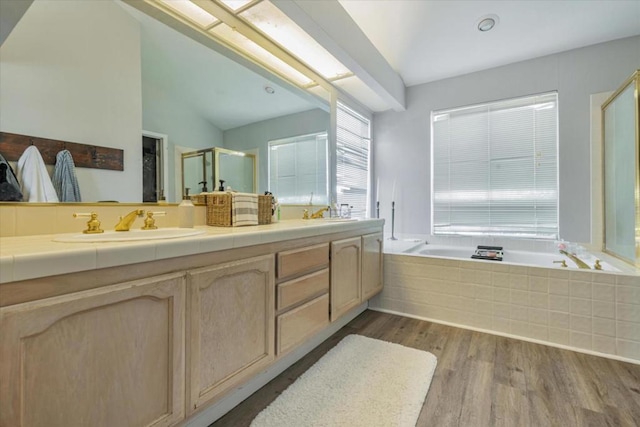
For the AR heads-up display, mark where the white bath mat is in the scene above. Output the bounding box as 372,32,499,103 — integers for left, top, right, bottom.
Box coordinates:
250,334,437,427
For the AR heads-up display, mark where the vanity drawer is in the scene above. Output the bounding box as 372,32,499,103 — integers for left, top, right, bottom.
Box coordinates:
277,268,329,311
276,293,329,355
277,243,329,279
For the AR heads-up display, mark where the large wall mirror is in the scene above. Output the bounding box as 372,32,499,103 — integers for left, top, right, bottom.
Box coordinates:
0,0,329,204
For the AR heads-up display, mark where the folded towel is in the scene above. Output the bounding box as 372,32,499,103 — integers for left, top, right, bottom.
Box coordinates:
16,145,59,202
231,192,258,226
52,149,82,202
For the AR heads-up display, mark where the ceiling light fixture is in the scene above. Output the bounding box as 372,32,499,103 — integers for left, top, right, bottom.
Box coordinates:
149,0,346,93
476,14,499,32
264,85,275,94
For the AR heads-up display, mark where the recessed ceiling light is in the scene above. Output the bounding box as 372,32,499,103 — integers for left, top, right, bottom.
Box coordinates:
476,14,499,32
264,85,275,94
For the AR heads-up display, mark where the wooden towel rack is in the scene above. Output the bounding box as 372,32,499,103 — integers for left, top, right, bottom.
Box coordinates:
0,132,124,171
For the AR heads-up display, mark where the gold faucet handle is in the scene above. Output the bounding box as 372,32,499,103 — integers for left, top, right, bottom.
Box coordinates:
73,212,104,234
553,260,567,268
142,211,166,230
594,259,602,270
302,209,309,220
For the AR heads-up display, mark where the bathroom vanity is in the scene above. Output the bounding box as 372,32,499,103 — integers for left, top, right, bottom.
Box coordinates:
0,219,384,427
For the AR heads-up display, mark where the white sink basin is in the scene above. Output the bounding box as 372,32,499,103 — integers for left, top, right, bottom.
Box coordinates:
54,228,206,243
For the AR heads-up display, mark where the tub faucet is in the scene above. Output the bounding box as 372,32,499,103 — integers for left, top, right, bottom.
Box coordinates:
559,249,590,269
115,209,145,231
310,206,329,219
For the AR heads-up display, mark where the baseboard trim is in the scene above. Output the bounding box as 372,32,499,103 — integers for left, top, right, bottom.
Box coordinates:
183,302,368,427
369,306,640,366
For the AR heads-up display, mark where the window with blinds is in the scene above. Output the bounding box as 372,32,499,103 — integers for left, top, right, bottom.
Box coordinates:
268,132,328,204
431,92,558,239
337,102,371,219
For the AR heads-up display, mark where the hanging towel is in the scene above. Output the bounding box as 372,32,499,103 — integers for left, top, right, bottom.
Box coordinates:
230,192,258,226
52,149,82,202
0,153,21,191
16,145,59,202
0,153,22,201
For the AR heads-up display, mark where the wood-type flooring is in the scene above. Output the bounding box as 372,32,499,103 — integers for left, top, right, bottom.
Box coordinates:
212,310,640,427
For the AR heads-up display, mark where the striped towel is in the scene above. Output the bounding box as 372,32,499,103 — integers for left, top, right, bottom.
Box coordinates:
52,150,82,202
231,192,258,226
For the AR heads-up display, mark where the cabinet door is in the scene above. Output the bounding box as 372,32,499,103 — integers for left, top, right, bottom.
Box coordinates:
187,255,275,412
0,273,186,427
330,237,362,322
362,232,384,300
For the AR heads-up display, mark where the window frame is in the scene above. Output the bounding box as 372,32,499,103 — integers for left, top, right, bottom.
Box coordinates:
336,101,372,219
267,131,329,205
430,92,560,239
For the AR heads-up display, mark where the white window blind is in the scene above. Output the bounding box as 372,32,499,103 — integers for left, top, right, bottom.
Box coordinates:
268,132,328,204
431,92,558,239
337,102,371,219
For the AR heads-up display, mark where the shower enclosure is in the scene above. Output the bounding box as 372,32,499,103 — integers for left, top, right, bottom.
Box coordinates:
602,70,639,266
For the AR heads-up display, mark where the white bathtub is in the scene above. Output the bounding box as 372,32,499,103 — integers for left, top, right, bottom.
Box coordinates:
374,238,640,361
404,244,619,271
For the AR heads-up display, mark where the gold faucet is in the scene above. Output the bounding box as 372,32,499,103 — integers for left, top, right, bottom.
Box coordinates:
73,212,104,234
141,211,166,230
559,249,591,269
115,209,145,231
310,206,329,219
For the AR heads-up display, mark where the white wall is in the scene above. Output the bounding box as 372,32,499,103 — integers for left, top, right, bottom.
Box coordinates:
374,36,640,243
224,108,330,194
0,0,142,202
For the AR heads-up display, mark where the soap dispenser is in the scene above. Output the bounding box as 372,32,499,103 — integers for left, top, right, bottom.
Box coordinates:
179,189,194,228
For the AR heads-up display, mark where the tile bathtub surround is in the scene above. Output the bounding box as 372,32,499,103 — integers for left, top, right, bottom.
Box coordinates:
371,253,640,362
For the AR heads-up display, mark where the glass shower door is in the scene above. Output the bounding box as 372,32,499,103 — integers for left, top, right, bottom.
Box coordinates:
602,70,639,266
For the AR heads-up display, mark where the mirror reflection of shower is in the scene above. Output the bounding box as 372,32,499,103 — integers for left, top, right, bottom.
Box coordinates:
181,147,256,198
215,148,257,194
181,150,213,199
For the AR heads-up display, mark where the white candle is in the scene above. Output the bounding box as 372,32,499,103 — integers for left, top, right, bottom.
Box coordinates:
391,179,396,202
376,178,380,202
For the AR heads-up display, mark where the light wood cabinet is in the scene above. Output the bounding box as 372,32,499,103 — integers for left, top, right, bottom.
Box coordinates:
186,255,275,412
330,237,362,321
276,243,329,280
276,294,329,355
0,223,383,427
0,273,186,427
361,232,384,300
277,268,329,312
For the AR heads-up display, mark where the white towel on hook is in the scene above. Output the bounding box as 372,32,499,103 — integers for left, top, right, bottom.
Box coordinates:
17,145,59,202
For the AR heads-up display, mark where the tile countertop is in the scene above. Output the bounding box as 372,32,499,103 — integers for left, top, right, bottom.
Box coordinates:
0,219,385,284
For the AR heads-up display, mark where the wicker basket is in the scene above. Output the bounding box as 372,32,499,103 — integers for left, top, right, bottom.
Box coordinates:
258,195,272,225
191,194,208,205
206,193,233,227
